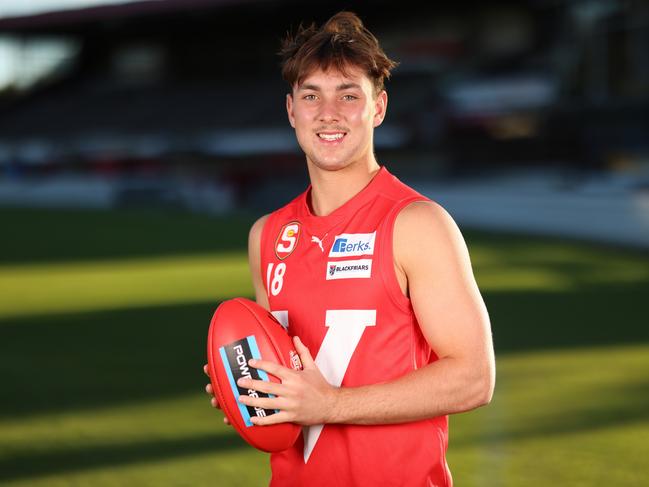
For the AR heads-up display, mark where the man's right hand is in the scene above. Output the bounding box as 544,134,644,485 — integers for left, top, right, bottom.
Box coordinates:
203,363,231,425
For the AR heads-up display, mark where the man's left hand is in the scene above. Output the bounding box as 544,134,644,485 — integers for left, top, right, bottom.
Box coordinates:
236,336,337,426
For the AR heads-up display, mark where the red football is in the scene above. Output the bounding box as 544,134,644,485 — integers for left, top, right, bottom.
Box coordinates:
207,297,302,452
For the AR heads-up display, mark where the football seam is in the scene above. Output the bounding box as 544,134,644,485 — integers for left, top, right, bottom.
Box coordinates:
235,298,289,369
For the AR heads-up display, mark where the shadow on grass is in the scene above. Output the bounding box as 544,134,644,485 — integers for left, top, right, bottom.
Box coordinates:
0,431,249,483
484,280,649,353
0,207,257,265
0,300,235,419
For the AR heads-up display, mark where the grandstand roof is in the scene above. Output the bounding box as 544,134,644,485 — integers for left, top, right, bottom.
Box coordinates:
0,0,268,32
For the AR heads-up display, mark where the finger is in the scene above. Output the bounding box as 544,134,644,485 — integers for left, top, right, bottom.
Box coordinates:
237,377,284,396
293,336,315,369
205,383,213,395
203,364,210,376
223,416,231,425
250,410,291,426
210,397,222,409
249,358,290,380
238,394,282,411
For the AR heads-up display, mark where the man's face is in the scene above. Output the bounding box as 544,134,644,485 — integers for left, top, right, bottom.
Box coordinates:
286,66,387,172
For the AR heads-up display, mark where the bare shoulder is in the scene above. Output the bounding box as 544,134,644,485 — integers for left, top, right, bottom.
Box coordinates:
394,200,471,274
395,199,453,226
395,200,465,250
248,214,271,309
248,213,271,273
248,214,271,247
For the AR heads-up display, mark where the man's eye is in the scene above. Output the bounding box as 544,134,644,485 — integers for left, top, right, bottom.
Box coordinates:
342,95,358,101
303,94,317,101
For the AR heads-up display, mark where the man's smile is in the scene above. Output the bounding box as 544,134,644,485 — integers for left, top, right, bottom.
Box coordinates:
316,131,347,144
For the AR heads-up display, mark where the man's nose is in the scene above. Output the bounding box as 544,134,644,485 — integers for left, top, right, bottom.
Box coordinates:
317,98,340,123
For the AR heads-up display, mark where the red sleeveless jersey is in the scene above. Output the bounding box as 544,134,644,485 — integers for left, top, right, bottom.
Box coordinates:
259,166,452,487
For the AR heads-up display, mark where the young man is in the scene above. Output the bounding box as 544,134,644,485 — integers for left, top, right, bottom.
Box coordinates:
205,11,495,486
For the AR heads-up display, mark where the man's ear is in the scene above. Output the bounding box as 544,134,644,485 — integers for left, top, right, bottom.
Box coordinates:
373,90,388,128
286,93,295,128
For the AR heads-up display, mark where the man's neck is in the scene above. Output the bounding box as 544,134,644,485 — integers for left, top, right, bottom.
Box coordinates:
307,159,381,217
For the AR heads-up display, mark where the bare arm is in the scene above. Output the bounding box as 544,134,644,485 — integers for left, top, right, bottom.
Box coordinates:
238,201,495,426
327,201,495,423
247,214,270,310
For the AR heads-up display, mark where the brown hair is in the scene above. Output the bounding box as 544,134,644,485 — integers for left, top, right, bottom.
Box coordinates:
279,11,398,97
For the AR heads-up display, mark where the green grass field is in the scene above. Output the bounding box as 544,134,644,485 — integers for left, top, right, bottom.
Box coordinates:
1,207,648,486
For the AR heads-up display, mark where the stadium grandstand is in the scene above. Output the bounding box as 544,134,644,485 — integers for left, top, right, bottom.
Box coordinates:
0,0,647,244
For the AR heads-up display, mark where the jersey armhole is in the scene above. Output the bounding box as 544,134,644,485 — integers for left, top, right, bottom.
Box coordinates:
377,195,429,314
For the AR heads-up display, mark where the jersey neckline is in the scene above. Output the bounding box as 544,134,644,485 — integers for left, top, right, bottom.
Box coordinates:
298,165,389,223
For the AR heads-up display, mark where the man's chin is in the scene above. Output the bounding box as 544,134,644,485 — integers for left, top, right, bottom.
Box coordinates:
308,158,353,172
308,148,360,170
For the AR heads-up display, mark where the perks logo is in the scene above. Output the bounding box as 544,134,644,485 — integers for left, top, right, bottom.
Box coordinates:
275,221,301,260
326,259,373,280
329,232,376,257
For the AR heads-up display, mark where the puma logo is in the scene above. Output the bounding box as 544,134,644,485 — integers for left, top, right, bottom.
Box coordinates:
311,235,325,252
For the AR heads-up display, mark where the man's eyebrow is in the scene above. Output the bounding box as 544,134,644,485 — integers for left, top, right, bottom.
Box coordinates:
336,82,362,91
297,82,362,91
297,83,320,92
